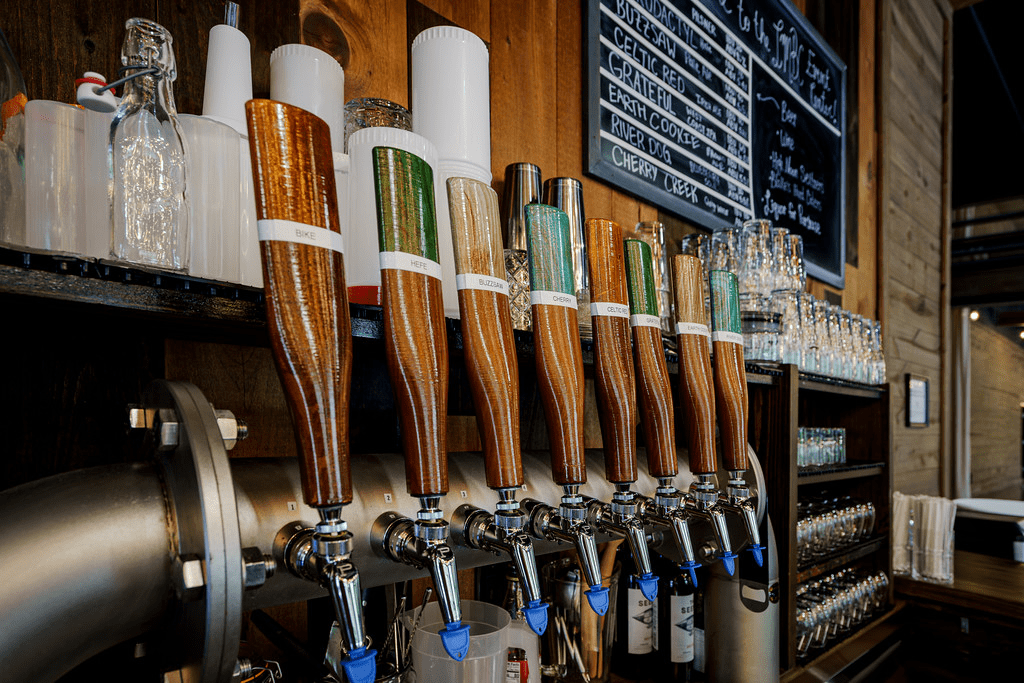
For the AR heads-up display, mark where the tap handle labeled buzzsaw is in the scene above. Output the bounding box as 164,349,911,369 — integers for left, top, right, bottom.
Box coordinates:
672,255,718,476
585,218,638,484
446,177,523,489
525,204,587,486
709,270,749,473
624,239,677,480
372,147,449,497
245,99,352,507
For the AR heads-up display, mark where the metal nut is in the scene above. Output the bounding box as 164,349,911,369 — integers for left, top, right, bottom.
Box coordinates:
175,555,205,601
214,410,248,450
242,546,276,590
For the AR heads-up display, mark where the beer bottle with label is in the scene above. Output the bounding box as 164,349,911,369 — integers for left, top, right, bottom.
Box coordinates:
611,543,659,674
655,553,695,680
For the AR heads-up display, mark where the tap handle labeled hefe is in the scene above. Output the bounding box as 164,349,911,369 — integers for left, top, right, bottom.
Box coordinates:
373,146,449,497
586,218,637,484
526,204,587,486
709,270,749,472
624,239,676,480
672,255,718,476
446,177,522,490
245,100,353,508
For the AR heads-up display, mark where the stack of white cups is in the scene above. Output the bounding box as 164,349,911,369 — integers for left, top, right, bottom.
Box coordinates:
345,127,439,304
411,26,491,319
200,12,254,285
270,44,348,276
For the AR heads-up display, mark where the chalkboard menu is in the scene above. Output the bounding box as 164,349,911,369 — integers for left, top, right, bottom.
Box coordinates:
586,0,847,288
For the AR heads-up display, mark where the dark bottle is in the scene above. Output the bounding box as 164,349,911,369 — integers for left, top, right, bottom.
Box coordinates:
656,555,695,681
611,543,659,676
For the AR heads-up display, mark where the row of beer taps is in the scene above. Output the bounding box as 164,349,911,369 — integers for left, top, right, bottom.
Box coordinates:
244,100,763,683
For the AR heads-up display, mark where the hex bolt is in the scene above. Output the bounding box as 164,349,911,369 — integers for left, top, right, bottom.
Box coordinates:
175,555,205,601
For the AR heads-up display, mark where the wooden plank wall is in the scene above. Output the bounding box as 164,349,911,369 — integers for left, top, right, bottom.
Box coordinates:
969,322,1024,498
878,0,953,496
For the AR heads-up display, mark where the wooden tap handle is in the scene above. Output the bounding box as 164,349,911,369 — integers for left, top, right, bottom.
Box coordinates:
586,219,637,484
624,239,676,480
446,177,523,490
372,147,449,497
709,270,749,472
245,100,353,507
526,204,587,486
672,255,718,476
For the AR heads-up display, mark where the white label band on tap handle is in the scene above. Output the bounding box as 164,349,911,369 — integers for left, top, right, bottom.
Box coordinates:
456,273,509,296
531,290,578,309
631,313,662,329
712,330,744,345
591,301,630,319
676,322,711,339
379,250,443,281
258,218,345,254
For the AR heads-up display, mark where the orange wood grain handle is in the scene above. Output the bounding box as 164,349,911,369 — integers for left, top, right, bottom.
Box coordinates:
526,204,587,486
373,146,449,497
245,99,353,507
446,177,522,490
709,270,748,472
586,219,637,484
672,255,718,476
624,240,675,479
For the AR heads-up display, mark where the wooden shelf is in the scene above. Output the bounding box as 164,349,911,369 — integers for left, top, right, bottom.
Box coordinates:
796,537,886,583
797,462,885,485
798,373,885,398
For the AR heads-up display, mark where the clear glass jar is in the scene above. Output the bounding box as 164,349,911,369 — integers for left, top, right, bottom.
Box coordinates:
110,18,188,271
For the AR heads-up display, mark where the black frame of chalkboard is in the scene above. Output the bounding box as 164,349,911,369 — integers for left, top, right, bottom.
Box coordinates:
584,0,847,289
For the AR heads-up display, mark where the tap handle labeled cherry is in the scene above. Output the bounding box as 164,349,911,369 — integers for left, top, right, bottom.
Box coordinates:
245,100,353,508
525,204,587,486
586,218,637,484
672,255,718,476
709,270,749,472
446,177,523,490
372,147,449,497
624,239,676,480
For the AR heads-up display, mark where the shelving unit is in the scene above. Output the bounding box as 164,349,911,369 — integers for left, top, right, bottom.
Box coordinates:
756,363,894,677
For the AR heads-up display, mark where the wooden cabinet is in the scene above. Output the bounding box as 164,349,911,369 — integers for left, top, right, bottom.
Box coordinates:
748,363,895,678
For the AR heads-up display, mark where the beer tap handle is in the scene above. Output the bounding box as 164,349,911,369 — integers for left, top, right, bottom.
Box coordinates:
624,239,677,480
446,177,522,489
672,256,718,477
525,204,587,486
709,270,749,473
373,146,449,498
245,99,352,508
447,177,548,635
373,148,470,659
585,218,637,485
246,100,373,682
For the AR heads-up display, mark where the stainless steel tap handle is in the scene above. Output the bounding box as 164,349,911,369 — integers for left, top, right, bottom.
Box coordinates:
687,479,737,576
505,529,549,634
621,515,658,599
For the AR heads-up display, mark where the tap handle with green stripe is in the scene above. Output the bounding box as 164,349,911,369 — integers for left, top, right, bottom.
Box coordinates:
709,269,748,473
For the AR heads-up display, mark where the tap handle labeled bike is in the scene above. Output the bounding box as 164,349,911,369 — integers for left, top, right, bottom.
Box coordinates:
446,177,522,490
525,204,587,486
709,270,749,473
246,99,352,508
624,239,677,480
585,218,637,485
246,100,374,683
372,146,449,497
672,255,718,476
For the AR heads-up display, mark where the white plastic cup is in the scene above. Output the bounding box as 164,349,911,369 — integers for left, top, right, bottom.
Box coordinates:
346,127,437,305
270,44,345,155
238,142,261,287
412,26,490,171
82,108,113,259
435,158,491,318
24,100,84,255
404,600,510,683
202,24,252,137
179,114,240,283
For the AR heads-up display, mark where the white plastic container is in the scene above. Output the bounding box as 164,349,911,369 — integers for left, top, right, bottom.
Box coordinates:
346,127,437,305
405,600,510,683
24,100,84,255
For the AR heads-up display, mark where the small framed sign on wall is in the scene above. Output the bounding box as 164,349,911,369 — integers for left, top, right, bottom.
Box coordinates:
906,374,929,427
